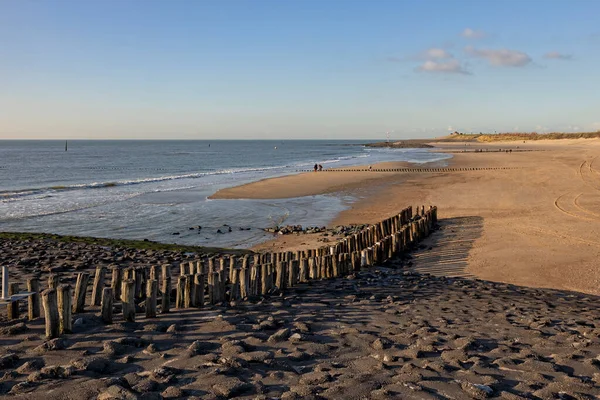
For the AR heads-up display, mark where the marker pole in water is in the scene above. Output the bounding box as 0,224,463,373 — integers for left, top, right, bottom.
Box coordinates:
2,266,8,300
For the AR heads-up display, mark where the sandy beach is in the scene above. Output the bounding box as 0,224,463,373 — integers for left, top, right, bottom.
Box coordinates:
214,139,600,296
2,138,600,399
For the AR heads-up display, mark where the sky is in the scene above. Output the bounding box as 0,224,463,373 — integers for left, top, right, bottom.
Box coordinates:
1,0,599,140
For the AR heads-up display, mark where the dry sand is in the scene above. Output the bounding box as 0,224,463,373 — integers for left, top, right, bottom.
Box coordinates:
215,139,600,296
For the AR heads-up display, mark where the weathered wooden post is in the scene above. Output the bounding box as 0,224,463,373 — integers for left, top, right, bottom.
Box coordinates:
110,266,122,301
121,280,136,322
180,263,187,276
73,272,90,313
176,276,185,309
7,283,19,320
230,268,240,301
42,289,59,339
27,278,40,320
331,255,339,278
101,287,113,324
184,275,194,308
229,256,237,283
275,261,286,292
194,273,205,307
261,264,269,295
48,274,59,290
212,272,222,304
57,284,72,334
146,279,157,318
91,266,106,306
134,268,145,300
239,267,249,299
299,258,308,282
161,264,171,314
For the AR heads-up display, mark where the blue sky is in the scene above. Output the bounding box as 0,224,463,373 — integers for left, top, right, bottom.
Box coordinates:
1,0,599,139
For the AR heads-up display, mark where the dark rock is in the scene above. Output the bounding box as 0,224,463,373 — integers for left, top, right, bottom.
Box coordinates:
212,377,252,397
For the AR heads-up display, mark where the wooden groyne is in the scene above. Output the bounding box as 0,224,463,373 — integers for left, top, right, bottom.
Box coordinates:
298,167,520,173
3,205,438,339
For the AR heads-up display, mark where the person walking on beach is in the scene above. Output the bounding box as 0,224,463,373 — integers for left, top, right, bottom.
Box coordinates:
318,164,323,171
314,164,318,172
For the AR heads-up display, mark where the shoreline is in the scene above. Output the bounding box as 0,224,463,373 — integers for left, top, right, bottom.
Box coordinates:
228,139,600,295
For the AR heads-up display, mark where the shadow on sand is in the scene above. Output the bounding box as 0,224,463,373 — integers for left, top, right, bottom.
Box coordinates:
407,216,483,278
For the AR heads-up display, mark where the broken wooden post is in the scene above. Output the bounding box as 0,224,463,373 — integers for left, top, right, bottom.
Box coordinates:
27,278,40,320
101,287,113,324
57,284,72,334
91,266,106,306
73,272,90,313
42,288,59,339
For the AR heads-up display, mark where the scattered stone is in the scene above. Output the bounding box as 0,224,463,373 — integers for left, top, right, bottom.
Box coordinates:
460,381,493,399
299,371,331,385
98,385,138,400
0,323,29,336
268,328,291,343
212,377,252,397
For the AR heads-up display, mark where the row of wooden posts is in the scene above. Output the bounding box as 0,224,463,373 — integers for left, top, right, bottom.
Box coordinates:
23,205,437,339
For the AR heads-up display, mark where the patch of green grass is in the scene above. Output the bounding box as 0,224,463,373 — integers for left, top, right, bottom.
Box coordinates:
0,231,253,256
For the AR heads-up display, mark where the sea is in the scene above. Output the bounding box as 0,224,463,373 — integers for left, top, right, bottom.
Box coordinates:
0,140,452,249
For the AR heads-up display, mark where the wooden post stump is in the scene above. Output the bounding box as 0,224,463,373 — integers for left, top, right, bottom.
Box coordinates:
146,280,157,318
230,268,240,301
7,283,19,320
194,274,205,307
161,264,172,314
91,266,106,306
275,262,286,292
239,267,249,299
57,284,72,334
27,278,40,320
184,275,194,308
110,266,122,301
42,289,59,339
176,276,185,309
101,287,113,324
260,264,269,295
121,280,136,322
48,274,59,290
73,272,90,313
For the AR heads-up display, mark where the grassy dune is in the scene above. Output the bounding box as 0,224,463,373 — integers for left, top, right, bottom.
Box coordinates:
435,131,600,143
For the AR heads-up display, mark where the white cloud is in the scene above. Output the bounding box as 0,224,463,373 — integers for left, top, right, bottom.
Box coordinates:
424,48,453,59
417,59,470,74
461,28,486,39
543,51,572,60
465,46,532,67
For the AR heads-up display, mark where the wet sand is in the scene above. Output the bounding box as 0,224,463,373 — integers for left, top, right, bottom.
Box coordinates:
215,139,600,296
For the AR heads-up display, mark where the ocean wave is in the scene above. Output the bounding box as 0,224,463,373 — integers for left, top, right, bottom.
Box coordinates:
0,165,289,201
